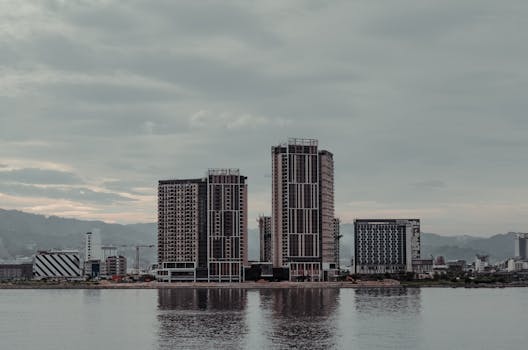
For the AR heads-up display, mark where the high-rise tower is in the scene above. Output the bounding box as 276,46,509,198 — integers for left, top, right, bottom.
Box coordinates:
258,215,272,262
157,169,247,282
271,138,335,281
207,169,248,282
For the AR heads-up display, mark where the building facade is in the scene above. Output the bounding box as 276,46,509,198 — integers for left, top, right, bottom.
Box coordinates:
157,169,247,282
105,255,127,277
207,169,248,282
353,219,421,274
33,250,82,280
158,178,207,282
515,233,528,260
258,215,272,262
0,263,33,280
271,138,335,281
333,218,341,269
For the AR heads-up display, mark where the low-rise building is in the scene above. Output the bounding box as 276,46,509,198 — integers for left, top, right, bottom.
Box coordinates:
33,250,82,280
507,258,528,272
446,260,467,273
412,259,433,274
105,255,127,277
475,255,490,273
0,263,33,280
84,259,102,278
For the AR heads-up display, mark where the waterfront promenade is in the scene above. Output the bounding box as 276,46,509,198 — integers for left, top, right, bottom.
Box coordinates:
2,279,528,289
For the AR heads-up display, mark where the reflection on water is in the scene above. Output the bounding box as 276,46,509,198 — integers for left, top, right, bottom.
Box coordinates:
1,288,527,350
354,287,421,314
157,289,248,349
157,288,341,349
265,288,340,349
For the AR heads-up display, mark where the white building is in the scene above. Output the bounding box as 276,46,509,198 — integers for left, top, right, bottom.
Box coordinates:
475,255,490,273
85,230,102,261
507,258,528,272
514,233,528,260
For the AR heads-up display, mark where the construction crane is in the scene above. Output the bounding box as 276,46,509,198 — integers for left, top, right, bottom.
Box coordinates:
114,244,155,274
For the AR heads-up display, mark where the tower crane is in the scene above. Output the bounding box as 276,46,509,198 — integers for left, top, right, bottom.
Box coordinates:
115,244,155,274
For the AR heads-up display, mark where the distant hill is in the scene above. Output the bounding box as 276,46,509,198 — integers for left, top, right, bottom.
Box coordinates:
0,209,156,265
339,223,517,264
0,209,518,266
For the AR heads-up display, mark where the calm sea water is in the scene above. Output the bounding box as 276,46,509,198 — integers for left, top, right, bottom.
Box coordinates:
0,287,526,349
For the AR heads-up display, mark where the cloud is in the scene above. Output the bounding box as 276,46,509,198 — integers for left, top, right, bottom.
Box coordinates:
189,110,291,130
0,183,135,204
0,168,82,185
1,0,528,234
412,180,447,190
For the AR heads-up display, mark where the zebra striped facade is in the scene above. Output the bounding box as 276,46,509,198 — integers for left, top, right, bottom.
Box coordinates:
33,250,82,280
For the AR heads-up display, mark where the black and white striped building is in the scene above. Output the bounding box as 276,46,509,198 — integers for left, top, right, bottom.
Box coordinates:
33,250,82,280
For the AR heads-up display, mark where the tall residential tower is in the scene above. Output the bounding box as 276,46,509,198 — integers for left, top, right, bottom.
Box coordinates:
157,169,247,282
271,138,336,281
258,215,272,262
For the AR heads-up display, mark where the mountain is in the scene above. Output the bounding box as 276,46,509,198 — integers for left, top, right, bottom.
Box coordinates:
339,223,517,264
0,209,518,266
0,209,156,265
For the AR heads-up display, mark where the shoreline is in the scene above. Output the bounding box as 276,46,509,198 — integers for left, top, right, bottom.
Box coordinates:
2,281,528,289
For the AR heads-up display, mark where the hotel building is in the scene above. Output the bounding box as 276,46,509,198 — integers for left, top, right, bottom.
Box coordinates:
353,219,421,274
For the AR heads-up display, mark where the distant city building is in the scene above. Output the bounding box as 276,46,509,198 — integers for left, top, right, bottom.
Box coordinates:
105,255,127,277
0,263,33,280
84,231,101,261
446,260,467,272
33,250,81,280
333,218,341,270
353,219,421,274
101,246,118,261
434,256,446,266
475,254,490,273
258,215,272,262
514,233,528,260
84,259,102,278
507,258,528,272
412,259,433,274
271,138,335,281
157,169,248,282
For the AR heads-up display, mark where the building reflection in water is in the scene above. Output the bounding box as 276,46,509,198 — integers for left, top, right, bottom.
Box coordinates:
262,288,340,349
157,288,248,349
334,287,424,349
353,287,421,314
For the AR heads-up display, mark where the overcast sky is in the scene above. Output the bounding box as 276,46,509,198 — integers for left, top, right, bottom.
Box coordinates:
1,0,527,235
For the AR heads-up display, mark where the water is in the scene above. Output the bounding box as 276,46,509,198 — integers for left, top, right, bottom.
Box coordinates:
1,287,527,349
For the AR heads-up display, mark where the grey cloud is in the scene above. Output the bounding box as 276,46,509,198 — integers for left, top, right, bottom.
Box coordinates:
0,183,135,204
0,168,82,185
45,81,182,104
2,0,528,233
412,180,447,190
102,180,154,196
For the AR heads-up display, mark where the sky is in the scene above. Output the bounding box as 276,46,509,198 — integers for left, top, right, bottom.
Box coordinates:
1,0,528,236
